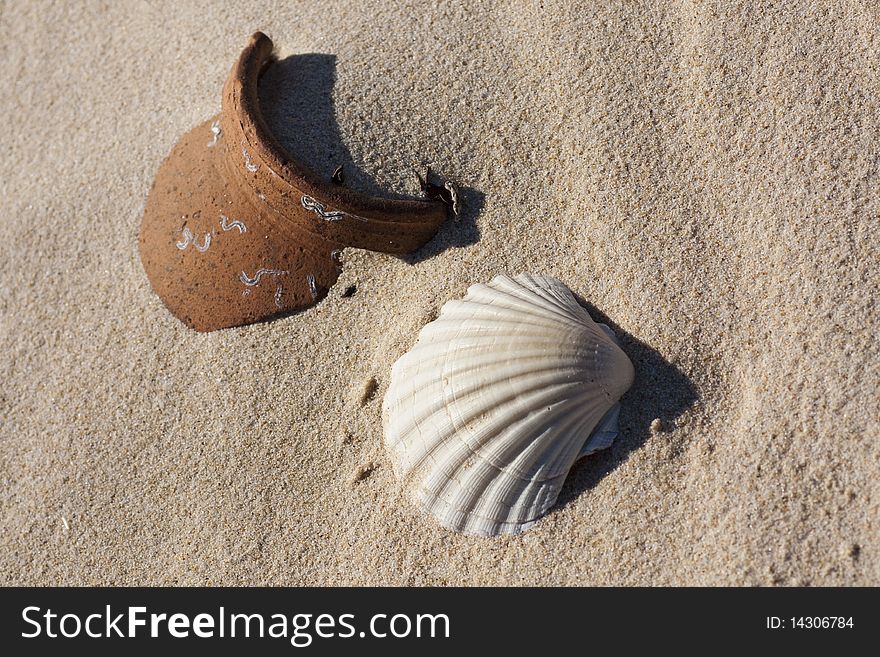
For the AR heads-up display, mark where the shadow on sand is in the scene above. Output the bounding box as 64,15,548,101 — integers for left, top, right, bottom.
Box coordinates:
258,53,481,263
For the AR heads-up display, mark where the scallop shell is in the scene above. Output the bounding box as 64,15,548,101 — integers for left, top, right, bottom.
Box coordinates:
382,273,635,536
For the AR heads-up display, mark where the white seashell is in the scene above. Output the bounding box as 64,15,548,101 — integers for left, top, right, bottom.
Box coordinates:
382,273,635,537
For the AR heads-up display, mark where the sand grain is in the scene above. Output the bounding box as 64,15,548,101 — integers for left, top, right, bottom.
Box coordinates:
0,0,876,585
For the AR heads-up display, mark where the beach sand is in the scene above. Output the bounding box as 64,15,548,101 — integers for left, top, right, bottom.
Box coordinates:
1,0,877,585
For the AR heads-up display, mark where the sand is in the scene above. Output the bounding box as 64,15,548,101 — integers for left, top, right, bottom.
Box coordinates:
1,0,877,585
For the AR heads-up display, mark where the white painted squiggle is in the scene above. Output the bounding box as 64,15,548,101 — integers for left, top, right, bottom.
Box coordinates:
207,120,222,147
175,230,191,250
194,234,211,252
307,273,318,300
220,215,247,233
176,227,211,252
242,148,259,173
301,195,346,221
274,285,284,309
239,268,287,287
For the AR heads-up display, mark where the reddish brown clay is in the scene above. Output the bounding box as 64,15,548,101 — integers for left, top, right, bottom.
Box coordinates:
139,32,448,332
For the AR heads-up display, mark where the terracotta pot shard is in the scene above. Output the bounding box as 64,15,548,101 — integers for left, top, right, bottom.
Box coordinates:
139,32,449,331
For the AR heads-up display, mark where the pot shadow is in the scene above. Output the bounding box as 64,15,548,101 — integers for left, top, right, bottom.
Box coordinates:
406,185,484,264
259,53,394,198
258,53,481,260
553,295,699,511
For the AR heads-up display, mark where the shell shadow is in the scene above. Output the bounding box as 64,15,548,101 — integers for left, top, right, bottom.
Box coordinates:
259,52,482,263
554,294,699,511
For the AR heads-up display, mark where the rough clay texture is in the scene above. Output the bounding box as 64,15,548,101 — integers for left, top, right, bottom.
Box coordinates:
0,1,877,585
139,33,446,332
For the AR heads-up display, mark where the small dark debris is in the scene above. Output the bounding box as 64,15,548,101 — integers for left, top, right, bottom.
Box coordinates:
342,284,357,298
415,166,460,216
359,377,379,406
351,461,378,484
